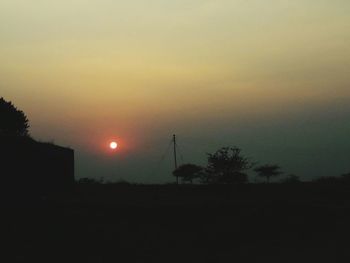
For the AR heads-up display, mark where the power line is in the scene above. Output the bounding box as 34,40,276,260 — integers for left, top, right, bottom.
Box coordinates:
150,138,173,178
176,137,185,165
173,134,178,184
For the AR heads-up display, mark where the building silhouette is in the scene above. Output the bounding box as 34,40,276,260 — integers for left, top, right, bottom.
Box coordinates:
1,135,74,198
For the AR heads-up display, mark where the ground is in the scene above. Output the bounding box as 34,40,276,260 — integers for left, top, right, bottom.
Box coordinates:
4,183,350,262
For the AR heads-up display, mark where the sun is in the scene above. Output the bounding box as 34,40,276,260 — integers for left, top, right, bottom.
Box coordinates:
109,141,118,150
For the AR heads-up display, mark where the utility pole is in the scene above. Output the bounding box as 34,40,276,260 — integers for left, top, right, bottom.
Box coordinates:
173,134,178,184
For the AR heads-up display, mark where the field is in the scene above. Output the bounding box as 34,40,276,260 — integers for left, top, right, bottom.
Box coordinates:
5,183,350,262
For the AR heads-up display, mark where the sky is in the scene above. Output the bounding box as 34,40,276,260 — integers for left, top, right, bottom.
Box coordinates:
1,0,350,183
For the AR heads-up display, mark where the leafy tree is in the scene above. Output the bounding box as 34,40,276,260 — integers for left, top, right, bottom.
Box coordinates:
0,97,30,137
205,147,253,184
173,164,203,184
254,164,282,183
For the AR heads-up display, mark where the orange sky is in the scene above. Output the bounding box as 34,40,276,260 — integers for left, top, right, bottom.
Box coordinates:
1,1,350,182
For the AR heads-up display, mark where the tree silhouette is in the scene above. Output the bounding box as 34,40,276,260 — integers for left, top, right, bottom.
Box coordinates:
173,164,203,184
0,97,29,137
254,164,282,183
205,147,252,184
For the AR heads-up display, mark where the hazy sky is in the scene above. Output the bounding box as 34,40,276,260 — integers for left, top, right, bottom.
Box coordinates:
1,0,350,182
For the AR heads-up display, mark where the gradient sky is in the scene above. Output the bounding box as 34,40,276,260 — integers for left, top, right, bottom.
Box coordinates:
1,0,350,183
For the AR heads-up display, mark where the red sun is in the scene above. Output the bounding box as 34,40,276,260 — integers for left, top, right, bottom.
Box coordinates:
109,141,118,150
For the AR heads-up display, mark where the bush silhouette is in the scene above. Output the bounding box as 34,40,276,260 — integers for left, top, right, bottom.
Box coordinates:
78,177,104,185
173,164,203,184
312,176,340,184
205,147,252,184
254,164,282,183
281,174,300,184
341,173,350,183
0,97,30,137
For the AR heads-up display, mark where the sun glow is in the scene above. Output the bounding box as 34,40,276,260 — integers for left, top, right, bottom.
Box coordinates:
109,141,118,150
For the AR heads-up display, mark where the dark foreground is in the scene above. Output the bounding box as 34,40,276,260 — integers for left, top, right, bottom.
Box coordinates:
4,183,350,262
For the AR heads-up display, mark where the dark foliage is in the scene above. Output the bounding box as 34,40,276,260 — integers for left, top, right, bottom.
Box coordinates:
0,97,30,137
173,164,203,184
254,164,282,183
204,147,253,184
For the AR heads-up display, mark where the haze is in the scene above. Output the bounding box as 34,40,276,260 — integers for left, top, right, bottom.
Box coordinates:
1,0,350,182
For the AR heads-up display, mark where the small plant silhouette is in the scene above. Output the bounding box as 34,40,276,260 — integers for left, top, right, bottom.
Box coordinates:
281,174,300,184
78,177,104,184
341,172,350,183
